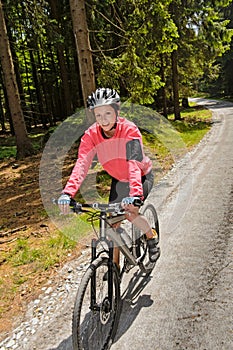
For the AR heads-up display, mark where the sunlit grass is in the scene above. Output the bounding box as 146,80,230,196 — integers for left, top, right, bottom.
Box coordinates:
2,232,76,269
170,107,212,148
0,229,78,318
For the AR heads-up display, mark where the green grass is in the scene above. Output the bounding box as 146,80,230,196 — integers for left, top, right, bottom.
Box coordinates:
0,229,78,319
0,130,46,159
131,105,211,178
62,218,92,242
0,231,78,317
170,107,212,148
1,232,76,270
0,145,17,159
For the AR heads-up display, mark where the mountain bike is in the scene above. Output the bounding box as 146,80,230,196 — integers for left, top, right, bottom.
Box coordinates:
69,200,160,350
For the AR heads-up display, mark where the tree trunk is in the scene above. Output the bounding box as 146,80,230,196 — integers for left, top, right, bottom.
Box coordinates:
37,49,50,128
69,0,95,124
1,74,13,134
5,13,30,128
29,47,45,126
160,54,168,118
171,49,181,120
0,0,34,158
49,0,73,117
0,96,6,132
0,69,6,132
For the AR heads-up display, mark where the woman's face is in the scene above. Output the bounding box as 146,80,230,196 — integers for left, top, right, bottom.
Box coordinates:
94,105,117,132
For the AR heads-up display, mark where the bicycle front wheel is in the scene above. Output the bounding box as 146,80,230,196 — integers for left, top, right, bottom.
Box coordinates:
72,257,121,350
136,204,160,274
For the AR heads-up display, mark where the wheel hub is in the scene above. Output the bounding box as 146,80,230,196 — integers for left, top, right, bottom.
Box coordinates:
100,297,111,324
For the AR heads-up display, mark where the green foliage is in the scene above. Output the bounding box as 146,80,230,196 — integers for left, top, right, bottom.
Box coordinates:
167,0,233,99
201,2,233,96
0,146,17,159
95,0,178,104
1,0,233,136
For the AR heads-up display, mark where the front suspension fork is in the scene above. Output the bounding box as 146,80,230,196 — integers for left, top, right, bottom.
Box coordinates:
90,238,114,311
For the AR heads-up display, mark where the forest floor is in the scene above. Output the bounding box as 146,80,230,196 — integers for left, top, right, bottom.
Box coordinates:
0,106,212,341
0,150,88,340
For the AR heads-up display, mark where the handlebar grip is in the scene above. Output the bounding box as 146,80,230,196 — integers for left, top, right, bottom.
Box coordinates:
133,198,143,207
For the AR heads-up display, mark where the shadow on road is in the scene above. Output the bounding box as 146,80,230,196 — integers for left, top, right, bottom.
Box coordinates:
50,336,72,350
113,269,154,343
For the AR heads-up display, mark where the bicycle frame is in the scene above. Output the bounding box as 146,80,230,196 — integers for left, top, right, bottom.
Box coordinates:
65,200,148,315
92,209,139,266
89,208,143,312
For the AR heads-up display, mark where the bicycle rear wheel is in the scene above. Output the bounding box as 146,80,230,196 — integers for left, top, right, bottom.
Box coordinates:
72,256,121,350
136,204,160,274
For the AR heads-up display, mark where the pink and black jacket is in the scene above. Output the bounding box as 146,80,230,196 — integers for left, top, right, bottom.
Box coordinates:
63,117,152,198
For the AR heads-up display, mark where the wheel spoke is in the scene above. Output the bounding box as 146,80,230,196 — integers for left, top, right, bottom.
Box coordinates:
72,257,121,350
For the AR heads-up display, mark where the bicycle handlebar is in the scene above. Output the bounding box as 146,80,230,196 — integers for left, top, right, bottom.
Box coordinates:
53,198,124,214
71,200,124,214
54,195,143,215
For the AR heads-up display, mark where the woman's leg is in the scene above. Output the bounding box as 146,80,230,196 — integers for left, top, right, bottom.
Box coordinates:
125,171,160,261
109,173,160,264
109,178,130,267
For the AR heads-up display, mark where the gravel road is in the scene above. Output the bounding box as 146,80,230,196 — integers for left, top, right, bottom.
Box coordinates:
1,98,232,350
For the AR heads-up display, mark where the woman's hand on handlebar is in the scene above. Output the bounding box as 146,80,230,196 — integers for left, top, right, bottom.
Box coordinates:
121,196,143,207
58,193,71,215
121,196,143,220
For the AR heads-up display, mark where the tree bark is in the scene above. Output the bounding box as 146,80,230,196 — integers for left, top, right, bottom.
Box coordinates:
0,97,6,132
0,0,34,158
0,69,6,132
69,0,95,124
160,54,168,118
171,49,181,120
49,0,73,117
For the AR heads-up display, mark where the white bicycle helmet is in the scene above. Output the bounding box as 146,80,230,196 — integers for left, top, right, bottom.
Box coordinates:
87,88,120,110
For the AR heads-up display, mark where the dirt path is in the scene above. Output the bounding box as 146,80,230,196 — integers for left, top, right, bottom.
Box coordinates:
111,98,233,350
1,99,232,349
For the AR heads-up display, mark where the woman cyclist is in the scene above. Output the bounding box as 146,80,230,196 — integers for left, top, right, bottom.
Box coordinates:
58,88,160,267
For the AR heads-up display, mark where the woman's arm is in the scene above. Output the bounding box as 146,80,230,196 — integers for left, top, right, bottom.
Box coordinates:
63,133,96,197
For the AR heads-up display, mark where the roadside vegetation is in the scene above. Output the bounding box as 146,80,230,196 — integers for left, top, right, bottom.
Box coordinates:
0,104,212,337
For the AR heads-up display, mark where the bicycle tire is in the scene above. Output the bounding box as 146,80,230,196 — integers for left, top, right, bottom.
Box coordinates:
72,256,121,350
136,203,160,274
